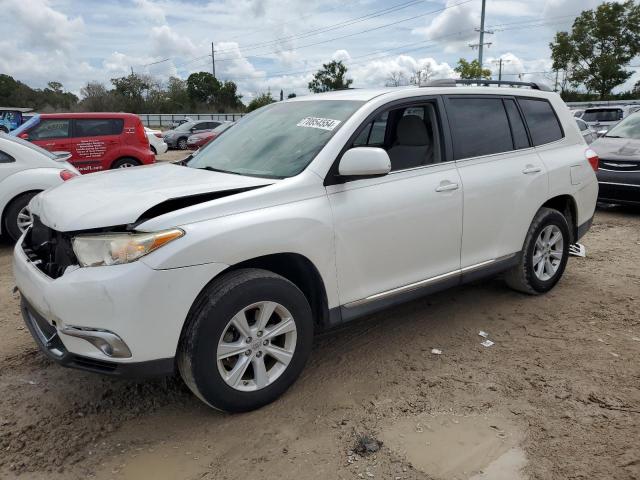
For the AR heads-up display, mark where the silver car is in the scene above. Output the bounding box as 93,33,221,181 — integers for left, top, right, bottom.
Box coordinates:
576,118,596,144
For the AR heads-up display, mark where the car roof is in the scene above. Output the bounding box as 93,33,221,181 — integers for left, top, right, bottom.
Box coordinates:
287,85,558,103
39,112,140,119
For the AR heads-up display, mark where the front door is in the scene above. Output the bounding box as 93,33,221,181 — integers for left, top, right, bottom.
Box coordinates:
326,99,463,306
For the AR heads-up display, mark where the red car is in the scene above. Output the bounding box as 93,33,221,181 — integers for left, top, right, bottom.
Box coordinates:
14,113,155,173
186,121,234,149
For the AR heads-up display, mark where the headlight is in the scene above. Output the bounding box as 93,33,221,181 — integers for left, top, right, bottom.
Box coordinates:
72,229,184,267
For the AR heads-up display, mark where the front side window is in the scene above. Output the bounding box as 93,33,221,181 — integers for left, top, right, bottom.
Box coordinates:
74,119,123,137
447,97,513,159
188,100,363,178
28,119,70,140
518,98,563,146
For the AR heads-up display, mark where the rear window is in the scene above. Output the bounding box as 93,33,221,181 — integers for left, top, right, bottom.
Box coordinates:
518,99,563,146
581,109,622,122
74,118,124,137
447,97,513,159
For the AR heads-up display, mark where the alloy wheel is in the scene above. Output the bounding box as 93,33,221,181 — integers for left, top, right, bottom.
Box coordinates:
532,225,564,281
217,301,297,392
17,205,33,233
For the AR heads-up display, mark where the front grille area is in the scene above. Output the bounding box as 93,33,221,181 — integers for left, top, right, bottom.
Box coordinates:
22,216,77,279
599,158,640,172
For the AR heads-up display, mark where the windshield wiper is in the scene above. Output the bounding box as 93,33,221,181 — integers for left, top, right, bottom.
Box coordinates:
198,166,242,175
604,135,622,138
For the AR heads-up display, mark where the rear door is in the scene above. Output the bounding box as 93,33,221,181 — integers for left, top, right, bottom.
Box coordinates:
25,118,72,153
445,95,549,268
70,118,124,173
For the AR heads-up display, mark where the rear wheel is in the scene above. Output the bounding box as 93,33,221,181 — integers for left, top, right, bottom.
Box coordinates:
505,207,570,295
178,268,314,412
3,191,38,242
111,158,141,169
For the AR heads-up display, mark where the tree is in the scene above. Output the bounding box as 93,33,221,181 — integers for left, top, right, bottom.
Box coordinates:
308,60,353,93
454,59,491,79
386,71,408,87
550,1,640,99
633,80,640,96
410,64,435,86
111,73,151,112
79,81,113,111
217,81,243,111
247,92,275,112
186,71,220,105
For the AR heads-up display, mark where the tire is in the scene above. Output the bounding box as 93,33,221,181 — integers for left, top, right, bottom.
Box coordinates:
177,137,188,150
3,191,38,242
178,268,314,412
150,145,157,155
504,207,570,295
111,158,141,169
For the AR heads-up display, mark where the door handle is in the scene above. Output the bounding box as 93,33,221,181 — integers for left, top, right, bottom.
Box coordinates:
522,165,542,174
435,181,459,192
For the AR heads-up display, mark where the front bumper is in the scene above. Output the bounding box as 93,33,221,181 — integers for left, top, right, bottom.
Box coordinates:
597,169,640,205
13,241,228,371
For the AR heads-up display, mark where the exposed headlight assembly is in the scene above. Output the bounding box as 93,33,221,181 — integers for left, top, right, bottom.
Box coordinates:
72,229,184,267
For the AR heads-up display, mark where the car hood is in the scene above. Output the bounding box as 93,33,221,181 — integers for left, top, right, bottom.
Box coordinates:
591,137,640,161
31,163,275,232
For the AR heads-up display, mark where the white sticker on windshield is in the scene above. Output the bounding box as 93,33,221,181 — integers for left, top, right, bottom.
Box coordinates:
297,117,341,131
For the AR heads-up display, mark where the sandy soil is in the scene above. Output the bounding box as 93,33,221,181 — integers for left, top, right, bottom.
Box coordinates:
0,206,638,480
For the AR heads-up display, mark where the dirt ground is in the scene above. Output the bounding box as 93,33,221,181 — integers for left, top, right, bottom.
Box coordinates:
0,206,639,480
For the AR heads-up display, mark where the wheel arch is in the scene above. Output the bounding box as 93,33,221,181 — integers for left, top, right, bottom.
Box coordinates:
1,189,41,236
540,194,579,243
110,156,142,169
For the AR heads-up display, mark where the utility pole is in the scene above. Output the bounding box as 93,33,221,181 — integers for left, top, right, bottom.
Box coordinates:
554,70,559,92
211,42,216,78
469,0,493,70
498,58,502,81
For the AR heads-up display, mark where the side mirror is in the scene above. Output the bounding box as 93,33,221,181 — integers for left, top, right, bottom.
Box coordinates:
18,133,29,140
338,147,391,177
190,127,196,132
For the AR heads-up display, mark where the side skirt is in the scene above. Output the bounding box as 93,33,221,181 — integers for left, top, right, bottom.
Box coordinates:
326,253,520,328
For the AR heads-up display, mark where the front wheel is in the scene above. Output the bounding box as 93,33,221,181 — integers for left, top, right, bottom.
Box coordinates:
178,269,314,412
505,207,570,295
177,138,188,150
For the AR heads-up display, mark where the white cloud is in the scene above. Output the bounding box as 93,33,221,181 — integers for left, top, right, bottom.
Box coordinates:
150,25,199,58
3,0,84,51
134,0,166,24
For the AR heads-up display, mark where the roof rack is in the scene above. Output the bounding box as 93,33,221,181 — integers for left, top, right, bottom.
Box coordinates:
423,78,553,92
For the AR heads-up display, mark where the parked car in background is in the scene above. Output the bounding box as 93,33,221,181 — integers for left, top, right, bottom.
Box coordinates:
581,105,640,136
576,118,596,144
11,113,155,173
572,109,584,118
14,82,597,412
0,134,78,242
145,127,168,155
590,112,640,206
0,107,32,133
163,120,221,150
187,121,234,149
170,117,193,129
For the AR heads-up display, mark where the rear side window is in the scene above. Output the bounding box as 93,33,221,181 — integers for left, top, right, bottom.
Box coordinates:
447,97,513,159
518,99,563,146
0,150,15,163
74,119,124,137
503,99,530,149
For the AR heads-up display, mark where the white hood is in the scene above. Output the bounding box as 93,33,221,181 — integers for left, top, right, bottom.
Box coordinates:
31,163,274,232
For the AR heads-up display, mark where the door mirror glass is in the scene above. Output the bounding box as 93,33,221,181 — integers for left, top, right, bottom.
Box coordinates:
338,147,391,177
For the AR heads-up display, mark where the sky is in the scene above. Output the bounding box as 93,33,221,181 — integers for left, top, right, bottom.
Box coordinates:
0,0,637,103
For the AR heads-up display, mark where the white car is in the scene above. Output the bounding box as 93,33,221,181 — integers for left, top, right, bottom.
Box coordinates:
145,127,168,155
0,134,78,242
14,81,598,412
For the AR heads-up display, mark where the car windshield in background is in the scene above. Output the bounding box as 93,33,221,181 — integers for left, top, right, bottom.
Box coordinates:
10,114,40,137
1,131,59,160
605,113,640,140
582,109,621,122
188,100,363,178
175,121,197,132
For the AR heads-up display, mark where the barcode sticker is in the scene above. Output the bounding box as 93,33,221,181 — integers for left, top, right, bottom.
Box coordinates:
296,117,341,131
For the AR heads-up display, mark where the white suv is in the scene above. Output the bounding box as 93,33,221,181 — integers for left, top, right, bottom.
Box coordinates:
13,81,598,412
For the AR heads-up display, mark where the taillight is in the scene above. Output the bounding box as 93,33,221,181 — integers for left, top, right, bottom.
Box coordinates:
585,148,599,171
136,121,148,145
60,169,77,181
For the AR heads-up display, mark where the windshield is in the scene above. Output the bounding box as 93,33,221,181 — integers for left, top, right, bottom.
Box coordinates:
10,114,40,136
212,122,233,134
582,109,622,122
188,100,363,178
175,121,196,132
1,131,59,160
605,112,640,139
